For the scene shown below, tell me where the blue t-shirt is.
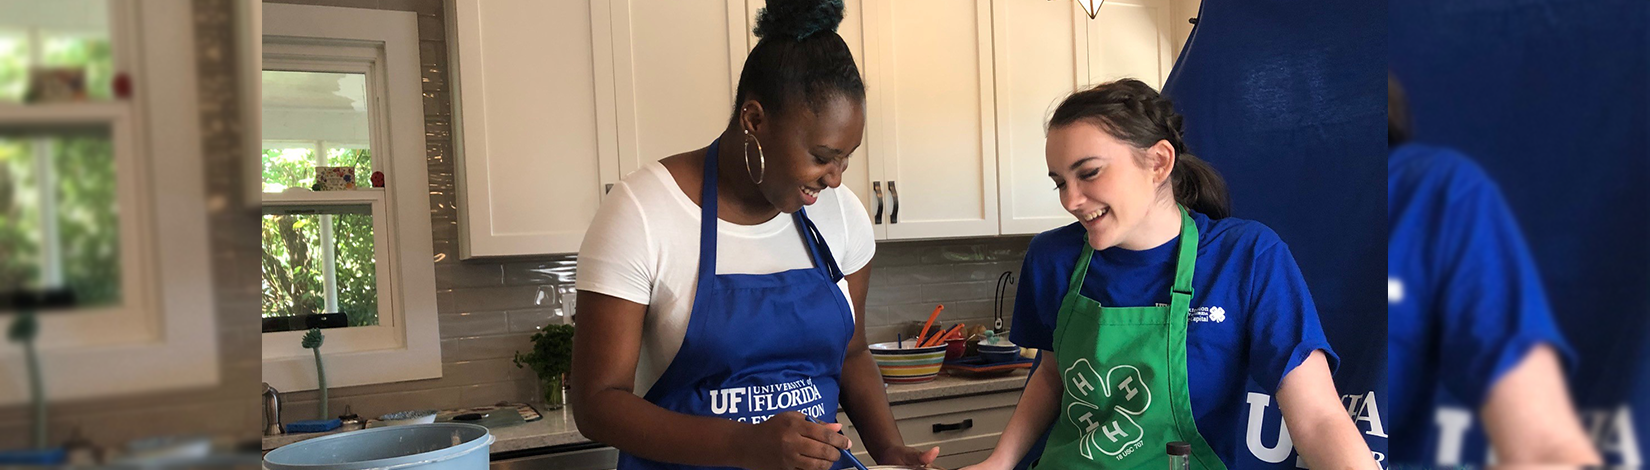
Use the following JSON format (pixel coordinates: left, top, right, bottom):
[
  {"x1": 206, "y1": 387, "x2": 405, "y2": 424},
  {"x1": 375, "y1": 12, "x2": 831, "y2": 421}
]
[
  {"x1": 1387, "y1": 143, "x2": 1574, "y2": 465},
  {"x1": 1010, "y1": 210, "x2": 1338, "y2": 468}
]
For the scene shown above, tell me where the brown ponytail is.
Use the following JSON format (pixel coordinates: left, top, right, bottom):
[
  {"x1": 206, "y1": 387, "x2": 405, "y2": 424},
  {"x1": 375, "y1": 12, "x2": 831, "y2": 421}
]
[
  {"x1": 1048, "y1": 79, "x2": 1232, "y2": 219},
  {"x1": 1388, "y1": 72, "x2": 1411, "y2": 146}
]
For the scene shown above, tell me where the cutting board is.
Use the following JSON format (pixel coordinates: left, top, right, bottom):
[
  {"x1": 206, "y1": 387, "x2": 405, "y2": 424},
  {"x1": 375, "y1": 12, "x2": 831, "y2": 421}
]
[{"x1": 434, "y1": 404, "x2": 532, "y2": 429}]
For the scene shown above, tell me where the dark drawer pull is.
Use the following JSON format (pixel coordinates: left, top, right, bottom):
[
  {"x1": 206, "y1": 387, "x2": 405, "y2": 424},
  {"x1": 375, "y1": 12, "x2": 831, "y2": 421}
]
[
  {"x1": 932, "y1": 419, "x2": 973, "y2": 433},
  {"x1": 872, "y1": 181, "x2": 884, "y2": 224},
  {"x1": 888, "y1": 180, "x2": 900, "y2": 224}
]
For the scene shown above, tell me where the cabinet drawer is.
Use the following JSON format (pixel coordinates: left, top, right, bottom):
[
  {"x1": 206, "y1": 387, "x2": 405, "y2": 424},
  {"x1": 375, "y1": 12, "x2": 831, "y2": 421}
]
[
  {"x1": 837, "y1": 391, "x2": 1021, "y2": 459},
  {"x1": 896, "y1": 402, "x2": 1014, "y2": 450}
]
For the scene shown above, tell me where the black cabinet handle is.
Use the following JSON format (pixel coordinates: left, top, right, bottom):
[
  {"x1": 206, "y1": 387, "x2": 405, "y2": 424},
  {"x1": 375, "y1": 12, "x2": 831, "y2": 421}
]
[
  {"x1": 889, "y1": 180, "x2": 900, "y2": 224},
  {"x1": 932, "y1": 419, "x2": 972, "y2": 433},
  {"x1": 1189, "y1": 17, "x2": 1198, "y2": 25},
  {"x1": 872, "y1": 181, "x2": 884, "y2": 224}
]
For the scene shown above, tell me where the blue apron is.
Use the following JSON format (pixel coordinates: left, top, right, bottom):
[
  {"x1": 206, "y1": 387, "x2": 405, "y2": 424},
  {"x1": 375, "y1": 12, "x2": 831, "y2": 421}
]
[{"x1": 615, "y1": 139, "x2": 856, "y2": 469}]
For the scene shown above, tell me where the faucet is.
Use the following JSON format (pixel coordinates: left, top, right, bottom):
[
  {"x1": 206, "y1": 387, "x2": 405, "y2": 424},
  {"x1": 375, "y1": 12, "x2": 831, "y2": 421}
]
[{"x1": 263, "y1": 382, "x2": 283, "y2": 436}]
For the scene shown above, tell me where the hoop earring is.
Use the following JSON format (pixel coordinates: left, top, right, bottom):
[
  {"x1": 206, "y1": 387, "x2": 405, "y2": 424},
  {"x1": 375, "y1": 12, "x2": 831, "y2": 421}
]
[{"x1": 743, "y1": 129, "x2": 765, "y2": 185}]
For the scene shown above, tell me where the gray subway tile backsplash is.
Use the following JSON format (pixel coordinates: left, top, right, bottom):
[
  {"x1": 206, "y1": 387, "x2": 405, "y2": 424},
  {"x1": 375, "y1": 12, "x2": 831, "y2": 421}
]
[
  {"x1": 437, "y1": 311, "x2": 511, "y2": 338},
  {"x1": 415, "y1": 10, "x2": 444, "y2": 38},
  {"x1": 503, "y1": 258, "x2": 580, "y2": 286},
  {"x1": 432, "y1": 263, "x2": 501, "y2": 288},
  {"x1": 433, "y1": 262, "x2": 505, "y2": 288},
  {"x1": 443, "y1": 285, "x2": 555, "y2": 313},
  {"x1": 867, "y1": 298, "x2": 1006, "y2": 330},
  {"x1": 442, "y1": 358, "x2": 531, "y2": 385},
  {"x1": 920, "y1": 280, "x2": 1003, "y2": 304},
  {"x1": 439, "y1": 333, "x2": 536, "y2": 363},
  {"x1": 864, "y1": 283, "x2": 925, "y2": 307},
  {"x1": 508, "y1": 308, "x2": 565, "y2": 333},
  {"x1": 872, "y1": 261, "x2": 1021, "y2": 286}
]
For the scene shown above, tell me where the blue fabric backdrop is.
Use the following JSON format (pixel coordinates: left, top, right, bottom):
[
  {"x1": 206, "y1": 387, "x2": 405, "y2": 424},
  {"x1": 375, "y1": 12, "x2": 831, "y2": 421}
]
[
  {"x1": 1159, "y1": 0, "x2": 1388, "y2": 466},
  {"x1": 1389, "y1": 0, "x2": 1648, "y2": 465}
]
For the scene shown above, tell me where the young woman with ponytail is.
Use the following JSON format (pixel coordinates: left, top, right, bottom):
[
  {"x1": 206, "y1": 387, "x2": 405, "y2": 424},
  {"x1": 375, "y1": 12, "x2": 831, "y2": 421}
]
[{"x1": 964, "y1": 79, "x2": 1374, "y2": 469}]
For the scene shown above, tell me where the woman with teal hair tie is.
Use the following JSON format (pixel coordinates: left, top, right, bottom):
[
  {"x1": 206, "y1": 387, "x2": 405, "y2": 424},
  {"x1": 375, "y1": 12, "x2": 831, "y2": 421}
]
[{"x1": 570, "y1": 1, "x2": 937, "y2": 469}]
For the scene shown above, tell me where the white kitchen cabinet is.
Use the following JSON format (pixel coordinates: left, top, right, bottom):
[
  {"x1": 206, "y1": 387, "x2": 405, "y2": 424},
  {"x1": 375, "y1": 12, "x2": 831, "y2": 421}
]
[
  {"x1": 449, "y1": 0, "x2": 746, "y2": 257},
  {"x1": 448, "y1": 0, "x2": 607, "y2": 257},
  {"x1": 994, "y1": 0, "x2": 1182, "y2": 236},
  {"x1": 596, "y1": 0, "x2": 747, "y2": 179},
  {"x1": 993, "y1": 0, "x2": 1092, "y2": 236},
  {"x1": 863, "y1": 0, "x2": 1000, "y2": 240}
]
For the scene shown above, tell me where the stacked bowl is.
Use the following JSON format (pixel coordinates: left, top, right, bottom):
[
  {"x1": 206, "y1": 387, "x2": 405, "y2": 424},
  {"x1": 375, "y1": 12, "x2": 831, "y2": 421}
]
[{"x1": 868, "y1": 340, "x2": 947, "y2": 384}]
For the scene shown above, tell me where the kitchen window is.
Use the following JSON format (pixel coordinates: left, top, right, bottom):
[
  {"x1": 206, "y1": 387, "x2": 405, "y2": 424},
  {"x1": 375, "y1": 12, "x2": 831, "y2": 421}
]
[
  {"x1": 260, "y1": 69, "x2": 384, "y2": 333},
  {"x1": 0, "y1": 0, "x2": 218, "y2": 405},
  {"x1": 0, "y1": 132, "x2": 121, "y2": 308},
  {"x1": 261, "y1": 3, "x2": 440, "y2": 391}
]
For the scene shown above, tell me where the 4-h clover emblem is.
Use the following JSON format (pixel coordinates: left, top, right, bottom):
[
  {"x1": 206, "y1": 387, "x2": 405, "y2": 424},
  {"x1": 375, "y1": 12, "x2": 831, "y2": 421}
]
[{"x1": 1063, "y1": 359, "x2": 1153, "y2": 460}]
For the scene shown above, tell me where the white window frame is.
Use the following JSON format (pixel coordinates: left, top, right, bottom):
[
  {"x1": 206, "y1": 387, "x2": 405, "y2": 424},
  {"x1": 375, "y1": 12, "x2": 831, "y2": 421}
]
[
  {"x1": 261, "y1": 3, "x2": 440, "y2": 391},
  {"x1": 238, "y1": 0, "x2": 261, "y2": 210},
  {"x1": 261, "y1": 61, "x2": 388, "y2": 325},
  {"x1": 0, "y1": 0, "x2": 218, "y2": 405},
  {"x1": 261, "y1": 195, "x2": 393, "y2": 333}
]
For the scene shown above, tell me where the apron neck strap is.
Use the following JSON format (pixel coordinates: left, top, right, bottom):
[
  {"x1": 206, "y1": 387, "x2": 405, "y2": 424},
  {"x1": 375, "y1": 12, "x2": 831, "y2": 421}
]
[
  {"x1": 1065, "y1": 205, "x2": 1200, "y2": 300},
  {"x1": 1170, "y1": 204, "x2": 1197, "y2": 299},
  {"x1": 699, "y1": 139, "x2": 722, "y2": 280},
  {"x1": 1066, "y1": 238, "x2": 1097, "y2": 295},
  {"x1": 796, "y1": 210, "x2": 845, "y2": 282}
]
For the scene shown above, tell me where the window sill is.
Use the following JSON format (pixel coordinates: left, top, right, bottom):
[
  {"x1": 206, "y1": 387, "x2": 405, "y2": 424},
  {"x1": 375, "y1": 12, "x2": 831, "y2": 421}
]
[{"x1": 262, "y1": 325, "x2": 442, "y2": 391}]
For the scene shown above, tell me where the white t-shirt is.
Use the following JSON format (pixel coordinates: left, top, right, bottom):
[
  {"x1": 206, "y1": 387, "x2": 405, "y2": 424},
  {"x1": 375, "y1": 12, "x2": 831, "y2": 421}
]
[{"x1": 575, "y1": 161, "x2": 876, "y2": 395}]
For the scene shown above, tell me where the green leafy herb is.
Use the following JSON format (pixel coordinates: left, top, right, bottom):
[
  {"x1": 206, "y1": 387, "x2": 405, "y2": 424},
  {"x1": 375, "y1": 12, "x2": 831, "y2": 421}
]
[{"x1": 515, "y1": 324, "x2": 575, "y2": 381}]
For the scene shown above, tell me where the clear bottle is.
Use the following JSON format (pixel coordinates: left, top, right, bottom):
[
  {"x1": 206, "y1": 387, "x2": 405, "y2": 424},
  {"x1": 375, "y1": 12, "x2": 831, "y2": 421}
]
[{"x1": 1167, "y1": 441, "x2": 1192, "y2": 470}]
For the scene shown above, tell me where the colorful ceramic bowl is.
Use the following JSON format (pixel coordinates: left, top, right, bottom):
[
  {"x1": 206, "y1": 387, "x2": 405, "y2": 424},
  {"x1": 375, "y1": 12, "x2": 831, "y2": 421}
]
[{"x1": 869, "y1": 340, "x2": 947, "y2": 384}]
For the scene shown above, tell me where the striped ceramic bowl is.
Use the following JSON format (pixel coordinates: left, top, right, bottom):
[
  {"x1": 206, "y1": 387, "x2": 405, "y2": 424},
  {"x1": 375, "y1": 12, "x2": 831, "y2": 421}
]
[{"x1": 869, "y1": 340, "x2": 948, "y2": 384}]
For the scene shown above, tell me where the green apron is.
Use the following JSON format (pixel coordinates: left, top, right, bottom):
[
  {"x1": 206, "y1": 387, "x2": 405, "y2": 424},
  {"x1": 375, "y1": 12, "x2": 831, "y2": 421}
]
[{"x1": 1035, "y1": 205, "x2": 1226, "y2": 469}]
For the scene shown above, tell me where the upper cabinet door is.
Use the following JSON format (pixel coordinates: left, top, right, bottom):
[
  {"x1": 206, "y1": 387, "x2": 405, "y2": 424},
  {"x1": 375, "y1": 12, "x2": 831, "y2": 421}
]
[
  {"x1": 596, "y1": 0, "x2": 746, "y2": 179},
  {"x1": 449, "y1": 0, "x2": 604, "y2": 257},
  {"x1": 865, "y1": 0, "x2": 1000, "y2": 240},
  {"x1": 1086, "y1": 0, "x2": 1177, "y2": 88},
  {"x1": 993, "y1": 0, "x2": 1090, "y2": 236},
  {"x1": 737, "y1": 0, "x2": 885, "y2": 240}
]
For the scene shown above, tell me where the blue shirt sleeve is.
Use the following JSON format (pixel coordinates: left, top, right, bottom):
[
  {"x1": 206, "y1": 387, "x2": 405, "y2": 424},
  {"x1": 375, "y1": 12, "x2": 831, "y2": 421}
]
[
  {"x1": 1010, "y1": 231, "x2": 1069, "y2": 352},
  {"x1": 1246, "y1": 238, "x2": 1340, "y2": 393},
  {"x1": 1431, "y1": 158, "x2": 1573, "y2": 408}
]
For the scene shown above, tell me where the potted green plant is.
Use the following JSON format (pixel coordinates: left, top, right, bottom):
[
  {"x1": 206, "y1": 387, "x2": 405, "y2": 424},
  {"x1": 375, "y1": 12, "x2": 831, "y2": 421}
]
[{"x1": 514, "y1": 324, "x2": 574, "y2": 410}]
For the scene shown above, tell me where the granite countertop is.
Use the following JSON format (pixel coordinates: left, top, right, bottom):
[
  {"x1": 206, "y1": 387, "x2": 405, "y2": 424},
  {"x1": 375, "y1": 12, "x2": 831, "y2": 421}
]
[{"x1": 262, "y1": 370, "x2": 1030, "y2": 454}]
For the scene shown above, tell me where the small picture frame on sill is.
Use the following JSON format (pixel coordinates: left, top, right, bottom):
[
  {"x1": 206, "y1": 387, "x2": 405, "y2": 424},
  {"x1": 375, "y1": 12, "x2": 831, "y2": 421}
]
[{"x1": 25, "y1": 68, "x2": 88, "y2": 104}]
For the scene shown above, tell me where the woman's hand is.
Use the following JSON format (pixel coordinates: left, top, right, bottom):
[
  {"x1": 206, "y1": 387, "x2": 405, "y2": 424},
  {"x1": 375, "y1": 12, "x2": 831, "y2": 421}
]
[
  {"x1": 875, "y1": 445, "x2": 941, "y2": 467},
  {"x1": 735, "y1": 412, "x2": 852, "y2": 470}
]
